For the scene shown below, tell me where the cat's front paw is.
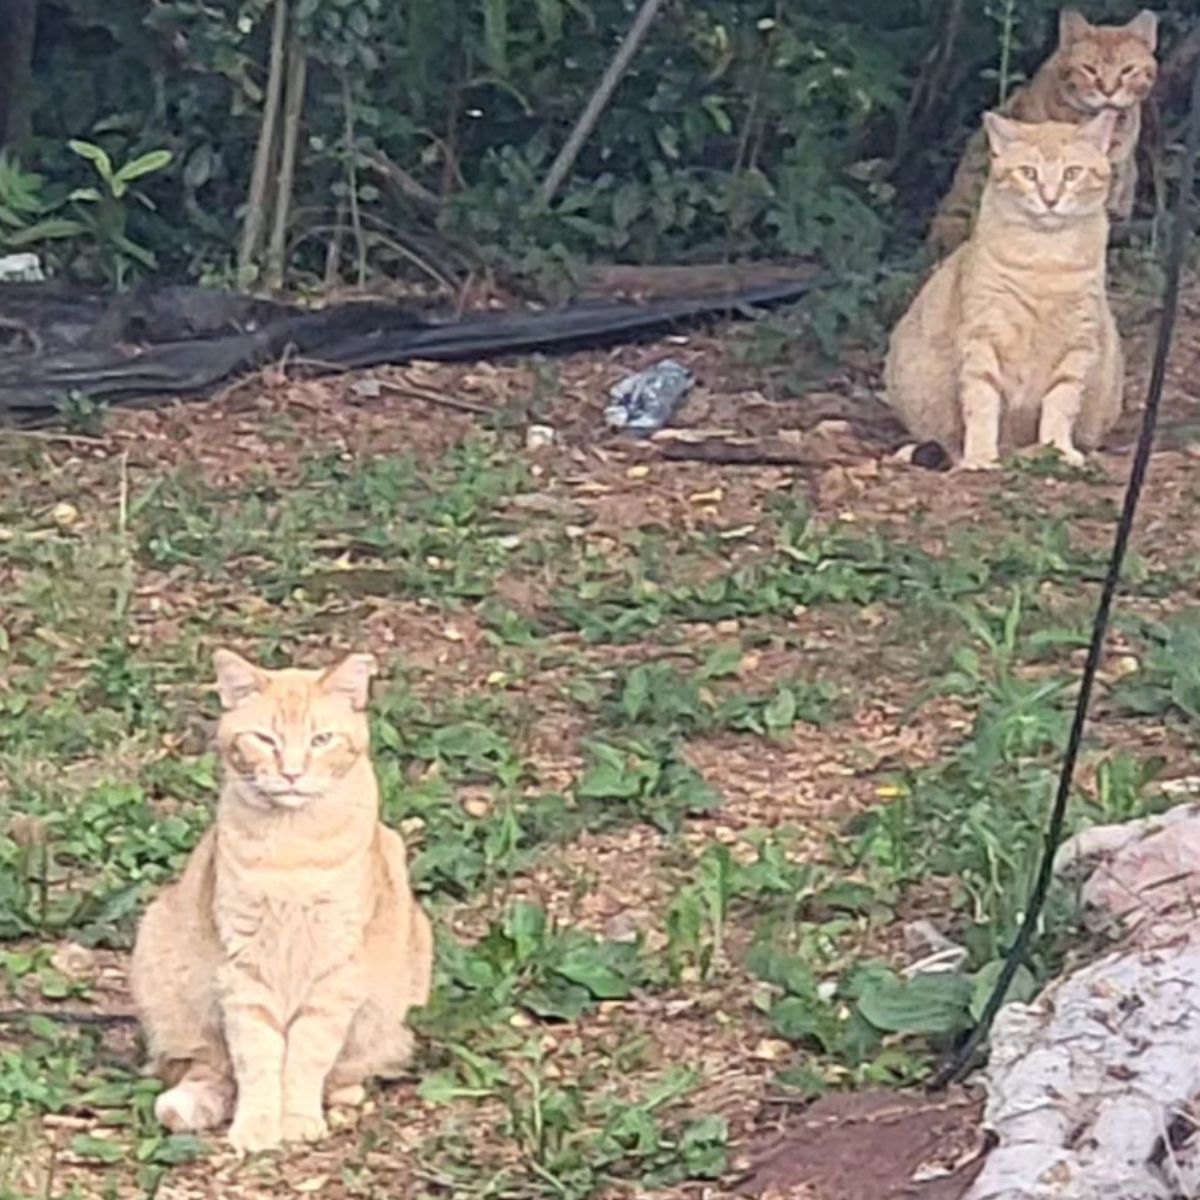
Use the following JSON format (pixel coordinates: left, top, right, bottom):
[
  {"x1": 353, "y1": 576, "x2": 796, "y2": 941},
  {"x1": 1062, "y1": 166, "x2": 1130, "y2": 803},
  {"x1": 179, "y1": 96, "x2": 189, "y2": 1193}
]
[
  {"x1": 282, "y1": 1111, "x2": 329, "y2": 1144},
  {"x1": 1051, "y1": 444, "x2": 1085, "y2": 467},
  {"x1": 228, "y1": 1111, "x2": 283, "y2": 1155},
  {"x1": 326, "y1": 1083, "x2": 366, "y2": 1109},
  {"x1": 954, "y1": 456, "x2": 1001, "y2": 473}
]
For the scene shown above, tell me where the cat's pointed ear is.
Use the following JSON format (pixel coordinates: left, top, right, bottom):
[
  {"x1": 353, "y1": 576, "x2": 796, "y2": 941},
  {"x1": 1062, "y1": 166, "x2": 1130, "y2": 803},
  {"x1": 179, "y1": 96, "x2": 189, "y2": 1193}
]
[
  {"x1": 1079, "y1": 108, "x2": 1119, "y2": 154},
  {"x1": 1059, "y1": 9, "x2": 1091, "y2": 45},
  {"x1": 214, "y1": 649, "x2": 267, "y2": 710},
  {"x1": 1126, "y1": 10, "x2": 1158, "y2": 50},
  {"x1": 983, "y1": 111, "x2": 1024, "y2": 154},
  {"x1": 320, "y1": 653, "x2": 379, "y2": 711}
]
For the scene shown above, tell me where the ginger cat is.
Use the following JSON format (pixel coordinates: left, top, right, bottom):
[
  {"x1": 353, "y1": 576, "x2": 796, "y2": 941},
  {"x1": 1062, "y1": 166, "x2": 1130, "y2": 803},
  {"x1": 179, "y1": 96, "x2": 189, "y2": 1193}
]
[
  {"x1": 131, "y1": 650, "x2": 432, "y2": 1155},
  {"x1": 885, "y1": 112, "x2": 1123, "y2": 470},
  {"x1": 929, "y1": 9, "x2": 1158, "y2": 256}
]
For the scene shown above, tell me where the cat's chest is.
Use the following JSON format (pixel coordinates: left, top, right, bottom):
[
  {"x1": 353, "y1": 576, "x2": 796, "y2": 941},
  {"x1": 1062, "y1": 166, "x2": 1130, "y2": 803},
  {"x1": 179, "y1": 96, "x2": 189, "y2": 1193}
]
[{"x1": 216, "y1": 873, "x2": 368, "y2": 985}]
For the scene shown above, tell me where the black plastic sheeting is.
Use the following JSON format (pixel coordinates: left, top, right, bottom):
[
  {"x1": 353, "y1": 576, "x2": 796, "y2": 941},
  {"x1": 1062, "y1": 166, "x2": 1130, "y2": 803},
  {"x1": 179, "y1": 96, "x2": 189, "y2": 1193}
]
[{"x1": 0, "y1": 275, "x2": 826, "y2": 425}]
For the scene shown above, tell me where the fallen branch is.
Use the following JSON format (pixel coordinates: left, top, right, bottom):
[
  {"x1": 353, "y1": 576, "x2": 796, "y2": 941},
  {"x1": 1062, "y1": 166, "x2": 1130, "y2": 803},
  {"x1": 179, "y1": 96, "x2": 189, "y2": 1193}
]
[
  {"x1": 650, "y1": 429, "x2": 861, "y2": 468},
  {"x1": 537, "y1": 0, "x2": 665, "y2": 205}
]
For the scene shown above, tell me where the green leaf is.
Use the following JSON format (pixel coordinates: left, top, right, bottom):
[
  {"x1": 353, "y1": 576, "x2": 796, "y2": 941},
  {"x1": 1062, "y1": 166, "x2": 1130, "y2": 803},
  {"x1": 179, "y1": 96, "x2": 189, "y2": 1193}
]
[
  {"x1": 503, "y1": 900, "x2": 546, "y2": 962},
  {"x1": 856, "y1": 971, "x2": 972, "y2": 1036},
  {"x1": 68, "y1": 140, "x2": 114, "y2": 185},
  {"x1": 699, "y1": 643, "x2": 742, "y2": 680},
  {"x1": 111, "y1": 232, "x2": 157, "y2": 269},
  {"x1": 553, "y1": 945, "x2": 634, "y2": 999},
  {"x1": 183, "y1": 144, "x2": 214, "y2": 190},
  {"x1": 149, "y1": 1134, "x2": 207, "y2": 1165},
  {"x1": 522, "y1": 978, "x2": 592, "y2": 1020},
  {"x1": 622, "y1": 666, "x2": 651, "y2": 721},
  {"x1": 69, "y1": 1134, "x2": 124, "y2": 1164},
  {"x1": 763, "y1": 686, "x2": 797, "y2": 733},
  {"x1": 38, "y1": 970, "x2": 71, "y2": 999},
  {"x1": 612, "y1": 181, "x2": 644, "y2": 232},
  {"x1": 68, "y1": 187, "x2": 102, "y2": 204},
  {"x1": 417, "y1": 1068, "x2": 495, "y2": 1104},
  {"x1": 968, "y1": 960, "x2": 1037, "y2": 1022},
  {"x1": 114, "y1": 149, "x2": 173, "y2": 186},
  {"x1": 576, "y1": 750, "x2": 642, "y2": 801},
  {"x1": 5, "y1": 218, "x2": 87, "y2": 245},
  {"x1": 745, "y1": 943, "x2": 818, "y2": 997}
]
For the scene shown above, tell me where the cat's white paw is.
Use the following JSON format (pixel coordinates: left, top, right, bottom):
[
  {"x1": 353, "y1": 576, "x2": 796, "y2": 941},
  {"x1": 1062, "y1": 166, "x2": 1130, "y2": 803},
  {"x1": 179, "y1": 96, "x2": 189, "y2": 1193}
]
[
  {"x1": 326, "y1": 1083, "x2": 366, "y2": 1108},
  {"x1": 228, "y1": 1111, "x2": 283, "y2": 1155},
  {"x1": 954, "y1": 456, "x2": 1001, "y2": 473},
  {"x1": 1050, "y1": 443, "x2": 1085, "y2": 467},
  {"x1": 155, "y1": 1082, "x2": 231, "y2": 1132},
  {"x1": 282, "y1": 1111, "x2": 329, "y2": 1143}
]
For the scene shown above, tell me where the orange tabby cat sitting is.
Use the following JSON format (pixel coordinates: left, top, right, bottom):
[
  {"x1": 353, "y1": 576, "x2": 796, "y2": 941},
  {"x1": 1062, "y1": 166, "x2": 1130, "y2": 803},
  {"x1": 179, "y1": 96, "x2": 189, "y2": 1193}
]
[
  {"x1": 885, "y1": 111, "x2": 1122, "y2": 471},
  {"x1": 131, "y1": 650, "x2": 432, "y2": 1155},
  {"x1": 929, "y1": 9, "x2": 1158, "y2": 256}
]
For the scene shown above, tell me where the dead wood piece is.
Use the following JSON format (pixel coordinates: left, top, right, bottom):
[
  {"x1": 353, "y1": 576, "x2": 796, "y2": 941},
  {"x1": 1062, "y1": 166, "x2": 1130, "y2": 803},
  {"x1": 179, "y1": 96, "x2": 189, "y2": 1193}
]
[
  {"x1": 580, "y1": 260, "x2": 820, "y2": 301},
  {"x1": 651, "y1": 429, "x2": 865, "y2": 468}
]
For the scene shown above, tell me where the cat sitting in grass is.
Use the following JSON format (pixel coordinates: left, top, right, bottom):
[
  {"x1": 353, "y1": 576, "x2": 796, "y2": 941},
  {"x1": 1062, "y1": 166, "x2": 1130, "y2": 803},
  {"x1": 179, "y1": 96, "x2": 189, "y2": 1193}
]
[{"x1": 131, "y1": 650, "x2": 432, "y2": 1155}]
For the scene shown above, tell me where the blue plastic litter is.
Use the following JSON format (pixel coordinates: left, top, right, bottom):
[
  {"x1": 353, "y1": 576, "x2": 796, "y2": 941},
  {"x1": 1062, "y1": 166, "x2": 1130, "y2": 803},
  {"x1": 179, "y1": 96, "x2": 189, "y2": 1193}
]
[{"x1": 604, "y1": 359, "x2": 695, "y2": 437}]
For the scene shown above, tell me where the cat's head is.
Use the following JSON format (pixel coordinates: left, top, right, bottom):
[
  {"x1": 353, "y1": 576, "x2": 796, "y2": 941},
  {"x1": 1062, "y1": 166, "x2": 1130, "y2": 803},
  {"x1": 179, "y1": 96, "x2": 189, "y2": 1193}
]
[
  {"x1": 983, "y1": 111, "x2": 1117, "y2": 224},
  {"x1": 212, "y1": 649, "x2": 378, "y2": 810},
  {"x1": 1056, "y1": 9, "x2": 1158, "y2": 113}
]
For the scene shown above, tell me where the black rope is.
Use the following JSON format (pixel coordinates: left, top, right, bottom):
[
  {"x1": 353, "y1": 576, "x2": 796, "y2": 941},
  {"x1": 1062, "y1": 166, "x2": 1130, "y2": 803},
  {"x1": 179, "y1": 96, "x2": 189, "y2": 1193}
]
[{"x1": 929, "y1": 59, "x2": 1200, "y2": 1091}]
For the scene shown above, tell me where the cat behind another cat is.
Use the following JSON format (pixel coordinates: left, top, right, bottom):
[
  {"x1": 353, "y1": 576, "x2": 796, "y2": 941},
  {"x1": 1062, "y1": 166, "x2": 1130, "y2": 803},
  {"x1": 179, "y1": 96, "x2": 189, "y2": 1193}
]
[
  {"x1": 131, "y1": 650, "x2": 432, "y2": 1154},
  {"x1": 885, "y1": 111, "x2": 1123, "y2": 470},
  {"x1": 929, "y1": 9, "x2": 1158, "y2": 256}
]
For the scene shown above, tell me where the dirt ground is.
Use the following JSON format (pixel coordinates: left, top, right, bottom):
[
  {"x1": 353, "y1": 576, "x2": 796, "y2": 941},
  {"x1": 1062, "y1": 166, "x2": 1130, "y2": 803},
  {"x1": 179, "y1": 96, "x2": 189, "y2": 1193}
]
[{"x1": 4, "y1": 272, "x2": 1200, "y2": 1200}]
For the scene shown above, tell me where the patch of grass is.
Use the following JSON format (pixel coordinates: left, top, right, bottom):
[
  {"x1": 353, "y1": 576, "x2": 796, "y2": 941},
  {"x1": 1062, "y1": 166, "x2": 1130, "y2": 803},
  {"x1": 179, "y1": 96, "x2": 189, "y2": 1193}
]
[
  {"x1": 596, "y1": 646, "x2": 844, "y2": 740},
  {"x1": 135, "y1": 437, "x2": 532, "y2": 602},
  {"x1": 3, "y1": 422, "x2": 1195, "y2": 1197},
  {"x1": 1109, "y1": 608, "x2": 1200, "y2": 725}
]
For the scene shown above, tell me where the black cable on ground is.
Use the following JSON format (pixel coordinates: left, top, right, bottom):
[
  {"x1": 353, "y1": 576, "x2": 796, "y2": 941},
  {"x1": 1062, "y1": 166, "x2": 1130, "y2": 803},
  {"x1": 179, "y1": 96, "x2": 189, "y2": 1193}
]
[{"x1": 929, "y1": 56, "x2": 1200, "y2": 1092}]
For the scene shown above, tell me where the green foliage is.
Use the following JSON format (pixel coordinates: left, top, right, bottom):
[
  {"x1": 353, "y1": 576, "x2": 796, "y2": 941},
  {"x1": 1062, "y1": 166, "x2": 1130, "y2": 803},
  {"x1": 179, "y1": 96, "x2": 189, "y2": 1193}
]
[
  {"x1": 16, "y1": 0, "x2": 1192, "y2": 295},
  {"x1": 64, "y1": 139, "x2": 173, "y2": 288},
  {"x1": 1110, "y1": 610, "x2": 1200, "y2": 722},
  {"x1": 0, "y1": 155, "x2": 81, "y2": 251},
  {"x1": 606, "y1": 651, "x2": 842, "y2": 739},
  {"x1": 426, "y1": 900, "x2": 651, "y2": 1028},
  {"x1": 574, "y1": 736, "x2": 720, "y2": 833}
]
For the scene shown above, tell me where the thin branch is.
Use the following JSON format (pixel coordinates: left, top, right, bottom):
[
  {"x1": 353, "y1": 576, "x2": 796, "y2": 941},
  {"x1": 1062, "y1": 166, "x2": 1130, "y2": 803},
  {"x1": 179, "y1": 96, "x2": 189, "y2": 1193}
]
[
  {"x1": 363, "y1": 151, "x2": 441, "y2": 211},
  {"x1": 537, "y1": 0, "x2": 666, "y2": 205},
  {"x1": 266, "y1": 29, "x2": 309, "y2": 292},
  {"x1": 238, "y1": 0, "x2": 289, "y2": 276},
  {"x1": 340, "y1": 73, "x2": 368, "y2": 287}
]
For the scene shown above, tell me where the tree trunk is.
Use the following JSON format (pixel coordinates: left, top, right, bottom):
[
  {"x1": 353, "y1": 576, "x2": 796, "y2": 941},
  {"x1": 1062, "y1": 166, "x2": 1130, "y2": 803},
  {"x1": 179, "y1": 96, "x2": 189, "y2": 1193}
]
[{"x1": 0, "y1": 0, "x2": 39, "y2": 150}]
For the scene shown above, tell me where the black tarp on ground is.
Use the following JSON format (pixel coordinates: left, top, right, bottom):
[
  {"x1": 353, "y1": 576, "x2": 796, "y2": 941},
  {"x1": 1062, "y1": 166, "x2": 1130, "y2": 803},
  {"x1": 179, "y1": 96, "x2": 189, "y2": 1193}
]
[{"x1": 0, "y1": 275, "x2": 826, "y2": 425}]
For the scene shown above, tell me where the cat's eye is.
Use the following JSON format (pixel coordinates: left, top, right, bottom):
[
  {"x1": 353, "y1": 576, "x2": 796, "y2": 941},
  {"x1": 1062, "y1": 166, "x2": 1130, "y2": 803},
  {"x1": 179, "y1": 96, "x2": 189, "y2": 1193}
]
[
  {"x1": 1019, "y1": 166, "x2": 1038, "y2": 181},
  {"x1": 251, "y1": 731, "x2": 279, "y2": 749},
  {"x1": 310, "y1": 732, "x2": 335, "y2": 748},
  {"x1": 1064, "y1": 167, "x2": 1083, "y2": 182}
]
